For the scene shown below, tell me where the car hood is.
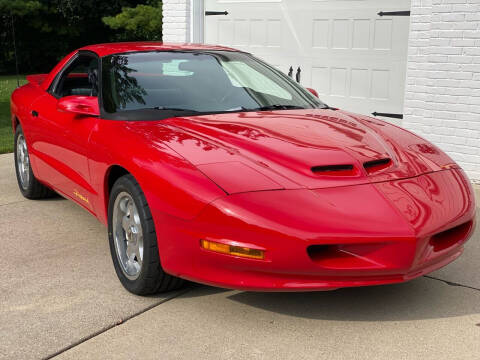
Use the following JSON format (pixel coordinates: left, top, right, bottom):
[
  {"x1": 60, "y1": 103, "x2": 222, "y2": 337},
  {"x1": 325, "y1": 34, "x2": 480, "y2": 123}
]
[{"x1": 136, "y1": 109, "x2": 457, "y2": 192}]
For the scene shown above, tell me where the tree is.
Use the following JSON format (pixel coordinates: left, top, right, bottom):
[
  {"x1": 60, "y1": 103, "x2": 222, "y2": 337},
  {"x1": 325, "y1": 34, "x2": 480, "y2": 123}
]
[
  {"x1": 0, "y1": 0, "x2": 42, "y2": 16},
  {"x1": 102, "y1": 1, "x2": 162, "y2": 41},
  {"x1": 0, "y1": 0, "x2": 156, "y2": 74}
]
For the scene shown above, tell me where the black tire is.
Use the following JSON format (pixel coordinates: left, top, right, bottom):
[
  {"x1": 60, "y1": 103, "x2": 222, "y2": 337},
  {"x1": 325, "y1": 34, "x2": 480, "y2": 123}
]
[
  {"x1": 108, "y1": 174, "x2": 184, "y2": 295},
  {"x1": 14, "y1": 125, "x2": 55, "y2": 199}
]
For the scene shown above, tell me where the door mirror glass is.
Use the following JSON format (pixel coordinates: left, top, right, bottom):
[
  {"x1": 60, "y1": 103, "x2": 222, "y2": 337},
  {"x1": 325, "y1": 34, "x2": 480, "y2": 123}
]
[
  {"x1": 57, "y1": 96, "x2": 99, "y2": 116},
  {"x1": 306, "y1": 88, "x2": 319, "y2": 98}
]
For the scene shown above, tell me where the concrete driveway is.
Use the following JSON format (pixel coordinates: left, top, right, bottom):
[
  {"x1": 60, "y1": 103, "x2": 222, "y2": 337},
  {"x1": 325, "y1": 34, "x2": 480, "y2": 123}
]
[{"x1": 0, "y1": 152, "x2": 479, "y2": 360}]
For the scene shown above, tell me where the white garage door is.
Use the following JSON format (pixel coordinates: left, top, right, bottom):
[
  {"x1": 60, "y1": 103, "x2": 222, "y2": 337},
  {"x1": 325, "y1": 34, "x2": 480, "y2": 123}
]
[{"x1": 204, "y1": 0, "x2": 411, "y2": 122}]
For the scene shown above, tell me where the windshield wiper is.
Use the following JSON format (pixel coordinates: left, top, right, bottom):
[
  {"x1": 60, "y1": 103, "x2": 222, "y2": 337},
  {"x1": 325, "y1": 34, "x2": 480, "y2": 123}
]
[
  {"x1": 150, "y1": 106, "x2": 201, "y2": 112},
  {"x1": 251, "y1": 105, "x2": 307, "y2": 111},
  {"x1": 152, "y1": 106, "x2": 254, "y2": 114}
]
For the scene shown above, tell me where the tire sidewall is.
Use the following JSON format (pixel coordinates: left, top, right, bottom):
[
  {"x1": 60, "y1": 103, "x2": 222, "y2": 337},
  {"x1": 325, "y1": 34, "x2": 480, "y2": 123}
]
[
  {"x1": 108, "y1": 175, "x2": 158, "y2": 294},
  {"x1": 14, "y1": 125, "x2": 32, "y2": 197}
]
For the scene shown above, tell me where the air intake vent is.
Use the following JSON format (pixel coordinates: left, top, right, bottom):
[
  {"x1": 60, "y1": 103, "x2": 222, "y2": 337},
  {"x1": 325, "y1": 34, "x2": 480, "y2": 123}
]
[
  {"x1": 430, "y1": 220, "x2": 473, "y2": 252},
  {"x1": 363, "y1": 158, "x2": 392, "y2": 174},
  {"x1": 311, "y1": 164, "x2": 355, "y2": 176}
]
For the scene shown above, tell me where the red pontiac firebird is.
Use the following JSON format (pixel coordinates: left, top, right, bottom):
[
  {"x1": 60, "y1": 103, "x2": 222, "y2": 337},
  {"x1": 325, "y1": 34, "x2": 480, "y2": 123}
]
[{"x1": 11, "y1": 42, "x2": 476, "y2": 295}]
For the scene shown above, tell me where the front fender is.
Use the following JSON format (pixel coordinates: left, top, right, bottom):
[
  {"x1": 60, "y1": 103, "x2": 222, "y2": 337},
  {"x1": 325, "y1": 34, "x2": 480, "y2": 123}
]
[{"x1": 88, "y1": 121, "x2": 226, "y2": 225}]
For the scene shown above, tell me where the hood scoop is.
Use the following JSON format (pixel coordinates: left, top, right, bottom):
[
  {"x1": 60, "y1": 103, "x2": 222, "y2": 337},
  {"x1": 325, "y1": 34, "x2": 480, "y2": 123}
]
[
  {"x1": 161, "y1": 109, "x2": 442, "y2": 190},
  {"x1": 311, "y1": 158, "x2": 392, "y2": 177},
  {"x1": 363, "y1": 158, "x2": 392, "y2": 174},
  {"x1": 311, "y1": 164, "x2": 355, "y2": 176}
]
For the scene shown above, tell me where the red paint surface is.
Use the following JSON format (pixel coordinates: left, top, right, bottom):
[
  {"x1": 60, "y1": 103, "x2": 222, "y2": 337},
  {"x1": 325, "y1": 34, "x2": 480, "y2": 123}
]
[{"x1": 10, "y1": 43, "x2": 476, "y2": 291}]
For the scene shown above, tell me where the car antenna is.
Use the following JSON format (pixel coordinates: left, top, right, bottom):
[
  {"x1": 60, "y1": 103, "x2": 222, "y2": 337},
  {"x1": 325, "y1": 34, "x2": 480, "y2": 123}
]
[{"x1": 11, "y1": 14, "x2": 20, "y2": 88}]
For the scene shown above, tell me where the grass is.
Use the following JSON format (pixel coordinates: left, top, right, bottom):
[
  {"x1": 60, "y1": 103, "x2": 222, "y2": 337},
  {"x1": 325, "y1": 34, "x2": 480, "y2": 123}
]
[{"x1": 0, "y1": 75, "x2": 27, "y2": 154}]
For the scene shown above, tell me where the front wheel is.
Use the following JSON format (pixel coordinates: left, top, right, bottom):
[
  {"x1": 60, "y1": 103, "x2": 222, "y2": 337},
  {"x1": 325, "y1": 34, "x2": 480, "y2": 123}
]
[
  {"x1": 108, "y1": 174, "x2": 184, "y2": 295},
  {"x1": 14, "y1": 125, "x2": 55, "y2": 199}
]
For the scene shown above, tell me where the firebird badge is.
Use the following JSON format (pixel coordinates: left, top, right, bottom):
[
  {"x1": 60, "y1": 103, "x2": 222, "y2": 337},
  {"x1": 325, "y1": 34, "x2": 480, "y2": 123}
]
[{"x1": 73, "y1": 189, "x2": 89, "y2": 204}]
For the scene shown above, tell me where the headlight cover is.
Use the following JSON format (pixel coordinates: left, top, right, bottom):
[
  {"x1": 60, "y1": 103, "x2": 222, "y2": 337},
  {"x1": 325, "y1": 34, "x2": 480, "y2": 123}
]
[{"x1": 197, "y1": 161, "x2": 284, "y2": 194}]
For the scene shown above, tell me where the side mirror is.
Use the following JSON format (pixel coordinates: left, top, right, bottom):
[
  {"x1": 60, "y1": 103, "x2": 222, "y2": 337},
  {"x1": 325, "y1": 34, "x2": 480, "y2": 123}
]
[
  {"x1": 306, "y1": 88, "x2": 319, "y2": 98},
  {"x1": 57, "y1": 96, "x2": 99, "y2": 117}
]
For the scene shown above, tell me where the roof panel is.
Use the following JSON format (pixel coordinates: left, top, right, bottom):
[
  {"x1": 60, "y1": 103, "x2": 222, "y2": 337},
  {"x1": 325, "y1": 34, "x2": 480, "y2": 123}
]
[{"x1": 79, "y1": 42, "x2": 239, "y2": 57}]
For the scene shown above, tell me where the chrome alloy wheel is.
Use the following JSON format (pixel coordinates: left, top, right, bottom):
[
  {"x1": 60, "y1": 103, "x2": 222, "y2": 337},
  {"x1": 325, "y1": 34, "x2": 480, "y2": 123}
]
[
  {"x1": 16, "y1": 134, "x2": 30, "y2": 189},
  {"x1": 112, "y1": 192, "x2": 144, "y2": 280}
]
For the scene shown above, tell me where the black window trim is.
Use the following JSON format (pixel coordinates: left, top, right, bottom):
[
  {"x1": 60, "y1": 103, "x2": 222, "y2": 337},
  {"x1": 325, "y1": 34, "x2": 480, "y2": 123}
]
[{"x1": 48, "y1": 50, "x2": 101, "y2": 99}]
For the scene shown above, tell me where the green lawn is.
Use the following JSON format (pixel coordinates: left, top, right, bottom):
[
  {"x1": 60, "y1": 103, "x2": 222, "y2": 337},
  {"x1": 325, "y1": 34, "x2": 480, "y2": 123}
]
[{"x1": 0, "y1": 75, "x2": 27, "y2": 154}]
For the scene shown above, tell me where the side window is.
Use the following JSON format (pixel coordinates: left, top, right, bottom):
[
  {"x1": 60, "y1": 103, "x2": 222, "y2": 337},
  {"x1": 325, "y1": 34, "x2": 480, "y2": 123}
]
[{"x1": 53, "y1": 55, "x2": 99, "y2": 98}]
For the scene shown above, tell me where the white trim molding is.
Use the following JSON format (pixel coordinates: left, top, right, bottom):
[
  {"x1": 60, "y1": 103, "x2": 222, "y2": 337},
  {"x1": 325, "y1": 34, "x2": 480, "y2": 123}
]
[{"x1": 190, "y1": 0, "x2": 205, "y2": 43}]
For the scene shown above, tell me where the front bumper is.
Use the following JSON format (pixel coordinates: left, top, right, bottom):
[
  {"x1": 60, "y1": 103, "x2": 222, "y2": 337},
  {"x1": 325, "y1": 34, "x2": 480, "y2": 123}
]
[{"x1": 156, "y1": 169, "x2": 476, "y2": 291}]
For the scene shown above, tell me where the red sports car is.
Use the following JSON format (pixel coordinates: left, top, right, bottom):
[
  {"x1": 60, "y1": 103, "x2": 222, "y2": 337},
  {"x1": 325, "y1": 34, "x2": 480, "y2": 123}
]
[{"x1": 11, "y1": 42, "x2": 476, "y2": 294}]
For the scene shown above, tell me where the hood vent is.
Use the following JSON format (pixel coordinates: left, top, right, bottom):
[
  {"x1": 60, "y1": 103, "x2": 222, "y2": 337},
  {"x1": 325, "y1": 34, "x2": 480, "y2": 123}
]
[
  {"x1": 364, "y1": 158, "x2": 392, "y2": 174},
  {"x1": 311, "y1": 164, "x2": 355, "y2": 176}
]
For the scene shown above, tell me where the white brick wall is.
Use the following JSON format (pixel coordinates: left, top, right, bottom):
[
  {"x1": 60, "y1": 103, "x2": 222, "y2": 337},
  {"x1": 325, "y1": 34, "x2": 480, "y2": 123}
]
[
  {"x1": 162, "y1": 0, "x2": 191, "y2": 43},
  {"x1": 404, "y1": 0, "x2": 480, "y2": 182}
]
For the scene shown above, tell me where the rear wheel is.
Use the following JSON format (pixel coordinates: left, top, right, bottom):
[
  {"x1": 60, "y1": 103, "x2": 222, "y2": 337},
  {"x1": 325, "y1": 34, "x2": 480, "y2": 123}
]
[
  {"x1": 108, "y1": 174, "x2": 184, "y2": 295},
  {"x1": 14, "y1": 125, "x2": 55, "y2": 199}
]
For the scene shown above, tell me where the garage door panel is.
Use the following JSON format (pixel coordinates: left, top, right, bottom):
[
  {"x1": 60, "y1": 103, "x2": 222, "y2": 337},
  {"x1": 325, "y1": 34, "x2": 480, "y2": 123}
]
[
  {"x1": 305, "y1": 58, "x2": 406, "y2": 121},
  {"x1": 206, "y1": 5, "x2": 297, "y2": 49},
  {"x1": 205, "y1": 0, "x2": 411, "y2": 118},
  {"x1": 206, "y1": 6, "x2": 300, "y2": 74},
  {"x1": 305, "y1": 12, "x2": 410, "y2": 58},
  {"x1": 216, "y1": 18, "x2": 285, "y2": 49}
]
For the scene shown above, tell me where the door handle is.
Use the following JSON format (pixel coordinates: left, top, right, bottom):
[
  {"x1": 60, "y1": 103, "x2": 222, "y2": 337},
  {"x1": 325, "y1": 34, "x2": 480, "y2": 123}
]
[{"x1": 31, "y1": 110, "x2": 39, "y2": 117}]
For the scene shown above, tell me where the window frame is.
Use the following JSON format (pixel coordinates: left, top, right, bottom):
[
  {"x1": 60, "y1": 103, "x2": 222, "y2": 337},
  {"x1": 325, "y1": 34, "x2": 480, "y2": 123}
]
[{"x1": 48, "y1": 50, "x2": 100, "y2": 99}]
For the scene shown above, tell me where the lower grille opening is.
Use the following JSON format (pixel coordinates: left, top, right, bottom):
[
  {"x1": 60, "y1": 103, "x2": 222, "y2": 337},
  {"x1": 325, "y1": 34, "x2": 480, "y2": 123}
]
[
  {"x1": 307, "y1": 245, "x2": 341, "y2": 262},
  {"x1": 430, "y1": 220, "x2": 474, "y2": 252},
  {"x1": 306, "y1": 243, "x2": 391, "y2": 270}
]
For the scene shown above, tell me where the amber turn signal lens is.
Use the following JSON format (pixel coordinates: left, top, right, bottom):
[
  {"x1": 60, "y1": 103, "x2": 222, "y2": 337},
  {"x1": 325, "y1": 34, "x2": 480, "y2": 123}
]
[{"x1": 200, "y1": 239, "x2": 265, "y2": 260}]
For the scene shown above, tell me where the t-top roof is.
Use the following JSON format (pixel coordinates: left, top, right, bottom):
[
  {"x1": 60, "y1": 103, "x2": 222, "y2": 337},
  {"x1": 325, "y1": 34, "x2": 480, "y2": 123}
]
[{"x1": 79, "y1": 42, "x2": 239, "y2": 57}]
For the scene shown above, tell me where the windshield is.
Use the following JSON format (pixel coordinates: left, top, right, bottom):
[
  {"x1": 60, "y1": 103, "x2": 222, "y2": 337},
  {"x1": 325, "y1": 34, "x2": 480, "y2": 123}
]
[{"x1": 101, "y1": 51, "x2": 326, "y2": 120}]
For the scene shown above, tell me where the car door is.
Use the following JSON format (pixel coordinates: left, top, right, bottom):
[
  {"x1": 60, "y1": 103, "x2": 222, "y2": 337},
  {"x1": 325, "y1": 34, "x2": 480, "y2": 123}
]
[{"x1": 28, "y1": 53, "x2": 100, "y2": 212}]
